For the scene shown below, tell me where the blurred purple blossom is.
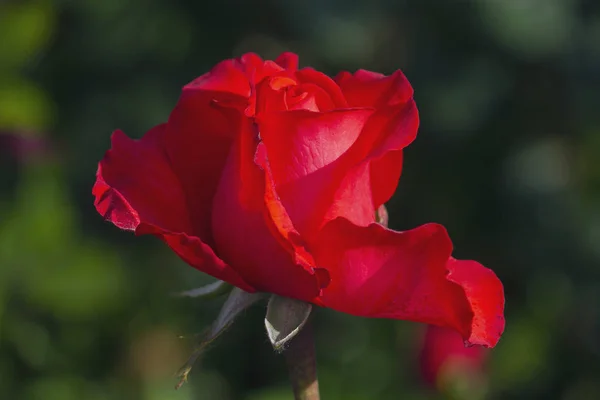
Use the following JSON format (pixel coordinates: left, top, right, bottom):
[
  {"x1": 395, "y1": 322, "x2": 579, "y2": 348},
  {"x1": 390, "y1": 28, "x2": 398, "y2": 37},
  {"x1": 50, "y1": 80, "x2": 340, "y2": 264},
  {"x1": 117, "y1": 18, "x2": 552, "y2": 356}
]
[{"x1": 0, "y1": 130, "x2": 53, "y2": 164}]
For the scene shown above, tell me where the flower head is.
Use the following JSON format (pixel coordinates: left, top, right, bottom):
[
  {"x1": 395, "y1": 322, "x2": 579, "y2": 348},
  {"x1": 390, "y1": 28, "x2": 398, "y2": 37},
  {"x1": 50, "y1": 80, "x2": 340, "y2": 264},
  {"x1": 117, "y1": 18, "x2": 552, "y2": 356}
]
[{"x1": 93, "y1": 52, "x2": 505, "y2": 347}]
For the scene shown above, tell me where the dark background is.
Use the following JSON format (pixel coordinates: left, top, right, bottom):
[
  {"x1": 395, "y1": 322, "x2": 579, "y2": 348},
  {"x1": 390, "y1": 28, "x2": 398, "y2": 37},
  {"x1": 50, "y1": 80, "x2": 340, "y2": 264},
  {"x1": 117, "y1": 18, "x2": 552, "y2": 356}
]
[{"x1": 1, "y1": 0, "x2": 600, "y2": 399}]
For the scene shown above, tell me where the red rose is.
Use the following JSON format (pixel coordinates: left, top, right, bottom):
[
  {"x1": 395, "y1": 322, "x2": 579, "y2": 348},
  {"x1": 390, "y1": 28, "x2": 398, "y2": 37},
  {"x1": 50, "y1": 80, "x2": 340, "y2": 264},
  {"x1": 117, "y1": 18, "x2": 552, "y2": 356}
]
[{"x1": 93, "y1": 52, "x2": 505, "y2": 347}]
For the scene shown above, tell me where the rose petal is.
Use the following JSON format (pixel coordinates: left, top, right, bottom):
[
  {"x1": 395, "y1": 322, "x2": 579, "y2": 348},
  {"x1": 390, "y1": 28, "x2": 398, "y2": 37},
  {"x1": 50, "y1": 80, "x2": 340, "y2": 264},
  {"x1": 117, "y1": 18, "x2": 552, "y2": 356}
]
[
  {"x1": 255, "y1": 142, "x2": 330, "y2": 290},
  {"x1": 93, "y1": 125, "x2": 254, "y2": 291},
  {"x1": 363, "y1": 100, "x2": 417, "y2": 208},
  {"x1": 258, "y1": 109, "x2": 373, "y2": 184},
  {"x1": 165, "y1": 51, "x2": 283, "y2": 243},
  {"x1": 296, "y1": 68, "x2": 348, "y2": 109},
  {"x1": 323, "y1": 161, "x2": 375, "y2": 227},
  {"x1": 291, "y1": 83, "x2": 335, "y2": 111},
  {"x1": 294, "y1": 101, "x2": 416, "y2": 229},
  {"x1": 334, "y1": 69, "x2": 419, "y2": 207},
  {"x1": 254, "y1": 63, "x2": 416, "y2": 235},
  {"x1": 183, "y1": 53, "x2": 283, "y2": 98},
  {"x1": 211, "y1": 121, "x2": 322, "y2": 301},
  {"x1": 328, "y1": 92, "x2": 418, "y2": 216},
  {"x1": 94, "y1": 126, "x2": 190, "y2": 233},
  {"x1": 166, "y1": 93, "x2": 242, "y2": 243},
  {"x1": 369, "y1": 149, "x2": 404, "y2": 209},
  {"x1": 240, "y1": 53, "x2": 284, "y2": 84},
  {"x1": 185, "y1": 59, "x2": 252, "y2": 98},
  {"x1": 275, "y1": 52, "x2": 299, "y2": 71},
  {"x1": 335, "y1": 69, "x2": 413, "y2": 108},
  {"x1": 254, "y1": 73, "x2": 302, "y2": 114},
  {"x1": 256, "y1": 109, "x2": 374, "y2": 236},
  {"x1": 445, "y1": 258, "x2": 505, "y2": 347},
  {"x1": 312, "y1": 217, "x2": 505, "y2": 348}
]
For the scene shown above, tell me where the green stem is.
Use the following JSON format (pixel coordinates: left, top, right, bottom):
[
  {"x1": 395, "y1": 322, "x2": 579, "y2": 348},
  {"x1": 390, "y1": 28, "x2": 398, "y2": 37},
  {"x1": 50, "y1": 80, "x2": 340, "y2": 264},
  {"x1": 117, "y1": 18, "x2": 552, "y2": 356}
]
[{"x1": 284, "y1": 317, "x2": 320, "y2": 400}]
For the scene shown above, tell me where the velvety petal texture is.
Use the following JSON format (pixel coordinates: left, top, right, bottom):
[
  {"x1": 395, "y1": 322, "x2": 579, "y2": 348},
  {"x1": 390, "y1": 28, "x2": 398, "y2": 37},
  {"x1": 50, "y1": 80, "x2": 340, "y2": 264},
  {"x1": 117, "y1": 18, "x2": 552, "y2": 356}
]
[
  {"x1": 257, "y1": 108, "x2": 375, "y2": 235},
  {"x1": 93, "y1": 125, "x2": 253, "y2": 292},
  {"x1": 93, "y1": 52, "x2": 505, "y2": 348},
  {"x1": 311, "y1": 218, "x2": 504, "y2": 347},
  {"x1": 210, "y1": 120, "x2": 324, "y2": 301}
]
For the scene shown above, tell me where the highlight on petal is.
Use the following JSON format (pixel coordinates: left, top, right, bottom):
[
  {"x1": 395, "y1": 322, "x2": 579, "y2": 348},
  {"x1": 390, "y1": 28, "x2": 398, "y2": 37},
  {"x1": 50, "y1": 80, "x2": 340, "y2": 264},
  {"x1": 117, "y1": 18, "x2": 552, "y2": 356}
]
[
  {"x1": 93, "y1": 125, "x2": 254, "y2": 292},
  {"x1": 258, "y1": 109, "x2": 374, "y2": 185},
  {"x1": 323, "y1": 161, "x2": 375, "y2": 228},
  {"x1": 316, "y1": 100, "x2": 417, "y2": 229},
  {"x1": 331, "y1": 69, "x2": 419, "y2": 210},
  {"x1": 256, "y1": 108, "x2": 374, "y2": 236},
  {"x1": 446, "y1": 258, "x2": 506, "y2": 347},
  {"x1": 311, "y1": 217, "x2": 505, "y2": 348}
]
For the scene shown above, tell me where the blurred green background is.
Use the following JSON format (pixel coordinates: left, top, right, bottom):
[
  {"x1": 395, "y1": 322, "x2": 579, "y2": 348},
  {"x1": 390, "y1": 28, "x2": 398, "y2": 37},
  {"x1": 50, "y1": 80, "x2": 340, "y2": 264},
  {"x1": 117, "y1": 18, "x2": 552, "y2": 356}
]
[{"x1": 1, "y1": 0, "x2": 600, "y2": 399}]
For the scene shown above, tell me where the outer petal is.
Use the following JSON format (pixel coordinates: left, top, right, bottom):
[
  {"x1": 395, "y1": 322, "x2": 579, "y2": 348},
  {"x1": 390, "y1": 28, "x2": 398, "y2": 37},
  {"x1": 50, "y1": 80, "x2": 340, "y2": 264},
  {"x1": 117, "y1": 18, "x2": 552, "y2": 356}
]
[
  {"x1": 335, "y1": 69, "x2": 413, "y2": 108},
  {"x1": 445, "y1": 258, "x2": 505, "y2": 347},
  {"x1": 294, "y1": 100, "x2": 417, "y2": 230},
  {"x1": 290, "y1": 74, "x2": 418, "y2": 231},
  {"x1": 211, "y1": 120, "x2": 322, "y2": 301},
  {"x1": 165, "y1": 92, "x2": 240, "y2": 243},
  {"x1": 311, "y1": 217, "x2": 505, "y2": 347},
  {"x1": 163, "y1": 52, "x2": 287, "y2": 244},
  {"x1": 164, "y1": 59, "x2": 257, "y2": 244},
  {"x1": 93, "y1": 125, "x2": 254, "y2": 292},
  {"x1": 254, "y1": 142, "x2": 331, "y2": 291},
  {"x1": 94, "y1": 126, "x2": 190, "y2": 233},
  {"x1": 369, "y1": 149, "x2": 404, "y2": 209},
  {"x1": 333, "y1": 69, "x2": 419, "y2": 210},
  {"x1": 321, "y1": 101, "x2": 414, "y2": 228},
  {"x1": 184, "y1": 59, "x2": 252, "y2": 98},
  {"x1": 364, "y1": 100, "x2": 418, "y2": 208},
  {"x1": 275, "y1": 52, "x2": 299, "y2": 71},
  {"x1": 256, "y1": 109, "x2": 375, "y2": 236}
]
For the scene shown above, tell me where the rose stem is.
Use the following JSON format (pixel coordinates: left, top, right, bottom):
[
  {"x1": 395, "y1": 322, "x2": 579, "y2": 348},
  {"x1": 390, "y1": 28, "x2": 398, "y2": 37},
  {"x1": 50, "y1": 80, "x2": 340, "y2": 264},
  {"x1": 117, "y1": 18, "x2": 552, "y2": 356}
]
[{"x1": 284, "y1": 316, "x2": 320, "y2": 400}]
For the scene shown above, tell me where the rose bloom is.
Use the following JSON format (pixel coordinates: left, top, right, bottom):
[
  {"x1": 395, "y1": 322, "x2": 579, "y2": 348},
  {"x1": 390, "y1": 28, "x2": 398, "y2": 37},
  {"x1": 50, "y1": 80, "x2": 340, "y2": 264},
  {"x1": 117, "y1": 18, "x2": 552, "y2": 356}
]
[{"x1": 93, "y1": 52, "x2": 505, "y2": 347}]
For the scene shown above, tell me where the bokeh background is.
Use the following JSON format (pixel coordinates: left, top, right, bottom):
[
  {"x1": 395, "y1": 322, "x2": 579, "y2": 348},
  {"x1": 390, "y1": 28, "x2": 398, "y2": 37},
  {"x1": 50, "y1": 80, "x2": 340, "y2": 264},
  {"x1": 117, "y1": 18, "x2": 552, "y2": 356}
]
[{"x1": 1, "y1": 0, "x2": 600, "y2": 399}]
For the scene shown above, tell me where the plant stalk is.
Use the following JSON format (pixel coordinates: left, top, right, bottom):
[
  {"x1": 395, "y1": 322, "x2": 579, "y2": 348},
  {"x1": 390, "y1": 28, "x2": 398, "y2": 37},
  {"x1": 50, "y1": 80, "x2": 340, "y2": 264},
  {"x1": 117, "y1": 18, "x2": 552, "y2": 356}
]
[{"x1": 284, "y1": 317, "x2": 320, "y2": 400}]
